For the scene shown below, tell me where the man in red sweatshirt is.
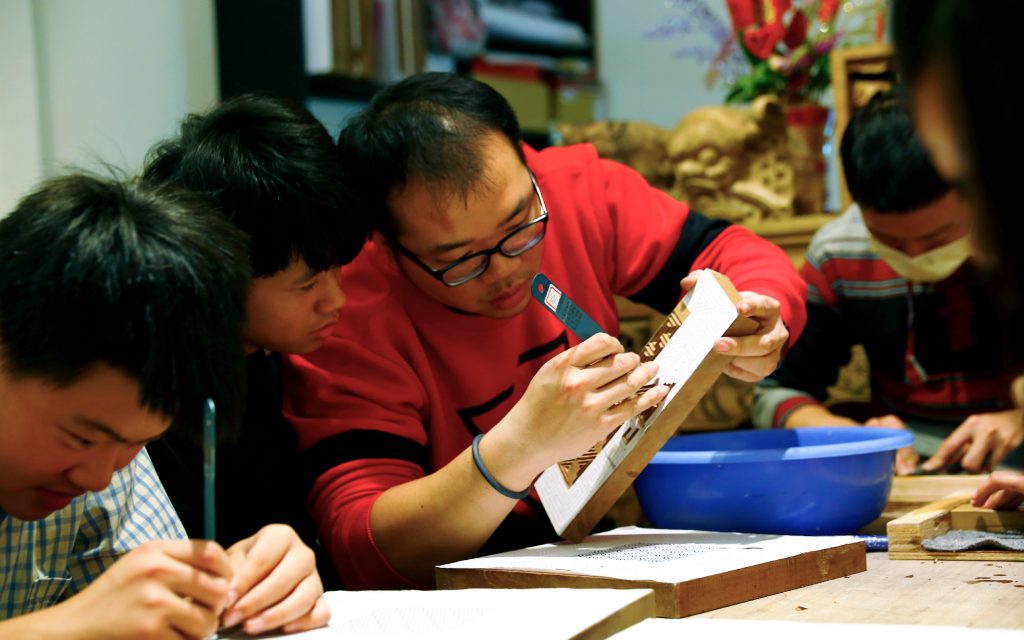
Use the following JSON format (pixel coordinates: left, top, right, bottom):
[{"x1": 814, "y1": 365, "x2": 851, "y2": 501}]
[{"x1": 285, "y1": 72, "x2": 807, "y2": 589}]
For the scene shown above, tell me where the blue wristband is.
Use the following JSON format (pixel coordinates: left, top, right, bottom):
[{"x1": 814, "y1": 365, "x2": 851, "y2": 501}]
[{"x1": 471, "y1": 434, "x2": 531, "y2": 500}]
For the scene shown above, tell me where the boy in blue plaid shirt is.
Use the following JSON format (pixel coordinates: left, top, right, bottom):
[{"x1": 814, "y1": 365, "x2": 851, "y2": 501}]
[{"x1": 0, "y1": 175, "x2": 328, "y2": 637}]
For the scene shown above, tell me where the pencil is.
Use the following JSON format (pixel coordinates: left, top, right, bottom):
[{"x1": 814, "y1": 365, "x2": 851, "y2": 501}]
[{"x1": 202, "y1": 398, "x2": 217, "y2": 540}]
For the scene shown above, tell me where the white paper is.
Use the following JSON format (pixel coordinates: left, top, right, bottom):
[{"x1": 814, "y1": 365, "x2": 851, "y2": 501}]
[
  {"x1": 536, "y1": 271, "x2": 740, "y2": 535},
  {"x1": 214, "y1": 588, "x2": 653, "y2": 640},
  {"x1": 611, "y1": 618, "x2": 1023, "y2": 640},
  {"x1": 439, "y1": 526, "x2": 861, "y2": 584}
]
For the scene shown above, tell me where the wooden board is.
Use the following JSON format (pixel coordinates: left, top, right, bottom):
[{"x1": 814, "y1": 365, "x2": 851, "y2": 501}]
[
  {"x1": 888, "y1": 492, "x2": 1024, "y2": 561},
  {"x1": 858, "y1": 474, "x2": 989, "y2": 534},
  {"x1": 951, "y1": 504, "x2": 1024, "y2": 533},
  {"x1": 696, "y1": 551, "x2": 1024, "y2": 628},
  {"x1": 536, "y1": 271, "x2": 758, "y2": 542},
  {"x1": 437, "y1": 528, "x2": 867, "y2": 618}
]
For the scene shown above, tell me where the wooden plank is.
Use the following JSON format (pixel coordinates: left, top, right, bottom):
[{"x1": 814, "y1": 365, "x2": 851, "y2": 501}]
[
  {"x1": 860, "y1": 475, "x2": 988, "y2": 534},
  {"x1": 695, "y1": 553, "x2": 1024, "y2": 628},
  {"x1": 437, "y1": 535, "x2": 866, "y2": 618},
  {"x1": 888, "y1": 492, "x2": 1024, "y2": 561},
  {"x1": 572, "y1": 590, "x2": 657, "y2": 640},
  {"x1": 888, "y1": 492, "x2": 970, "y2": 558},
  {"x1": 885, "y1": 475, "x2": 987, "y2": 511},
  {"x1": 951, "y1": 504, "x2": 1024, "y2": 533}
]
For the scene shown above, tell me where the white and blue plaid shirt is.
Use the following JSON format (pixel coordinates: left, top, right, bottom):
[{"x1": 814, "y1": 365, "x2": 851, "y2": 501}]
[{"x1": 0, "y1": 448, "x2": 185, "y2": 619}]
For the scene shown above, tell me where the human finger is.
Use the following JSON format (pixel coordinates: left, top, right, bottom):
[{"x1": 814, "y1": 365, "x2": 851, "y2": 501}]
[
  {"x1": 679, "y1": 270, "x2": 706, "y2": 293},
  {"x1": 722, "y1": 361, "x2": 765, "y2": 383},
  {"x1": 921, "y1": 424, "x2": 973, "y2": 471},
  {"x1": 726, "y1": 353, "x2": 780, "y2": 381},
  {"x1": 959, "y1": 427, "x2": 996, "y2": 473},
  {"x1": 166, "y1": 594, "x2": 223, "y2": 640},
  {"x1": 735, "y1": 292, "x2": 781, "y2": 321},
  {"x1": 895, "y1": 446, "x2": 920, "y2": 476},
  {"x1": 241, "y1": 574, "x2": 324, "y2": 636},
  {"x1": 602, "y1": 383, "x2": 671, "y2": 427},
  {"x1": 566, "y1": 333, "x2": 623, "y2": 368},
  {"x1": 225, "y1": 528, "x2": 313, "y2": 622},
  {"x1": 159, "y1": 539, "x2": 234, "y2": 582},
  {"x1": 592, "y1": 360, "x2": 659, "y2": 407},
  {"x1": 578, "y1": 352, "x2": 644, "y2": 390},
  {"x1": 716, "y1": 331, "x2": 784, "y2": 356},
  {"x1": 282, "y1": 595, "x2": 332, "y2": 634},
  {"x1": 972, "y1": 470, "x2": 1024, "y2": 508}
]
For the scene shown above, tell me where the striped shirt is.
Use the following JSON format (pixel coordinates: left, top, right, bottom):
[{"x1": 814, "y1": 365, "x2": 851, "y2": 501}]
[
  {"x1": 0, "y1": 448, "x2": 185, "y2": 619},
  {"x1": 753, "y1": 205, "x2": 1014, "y2": 449}
]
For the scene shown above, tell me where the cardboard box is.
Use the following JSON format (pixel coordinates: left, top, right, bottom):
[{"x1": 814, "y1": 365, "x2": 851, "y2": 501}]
[
  {"x1": 473, "y1": 73, "x2": 552, "y2": 133},
  {"x1": 554, "y1": 83, "x2": 602, "y2": 125}
]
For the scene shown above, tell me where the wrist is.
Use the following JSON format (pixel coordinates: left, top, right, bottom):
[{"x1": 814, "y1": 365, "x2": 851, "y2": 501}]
[
  {"x1": 783, "y1": 403, "x2": 834, "y2": 428},
  {"x1": 475, "y1": 426, "x2": 545, "y2": 493},
  {"x1": 0, "y1": 599, "x2": 89, "y2": 640}
]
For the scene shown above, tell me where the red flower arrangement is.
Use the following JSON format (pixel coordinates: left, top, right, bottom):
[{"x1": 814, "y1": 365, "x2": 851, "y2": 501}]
[{"x1": 720, "y1": 0, "x2": 884, "y2": 104}]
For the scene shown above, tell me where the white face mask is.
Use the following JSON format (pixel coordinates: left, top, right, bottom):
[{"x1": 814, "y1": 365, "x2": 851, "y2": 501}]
[{"x1": 869, "y1": 234, "x2": 972, "y2": 283}]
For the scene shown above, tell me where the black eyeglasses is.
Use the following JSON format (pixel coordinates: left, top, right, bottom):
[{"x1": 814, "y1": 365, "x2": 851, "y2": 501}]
[{"x1": 396, "y1": 170, "x2": 549, "y2": 287}]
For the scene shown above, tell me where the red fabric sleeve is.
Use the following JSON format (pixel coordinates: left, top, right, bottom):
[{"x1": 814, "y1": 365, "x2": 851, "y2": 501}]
[
  {"x1": 690, "y1": 224, "x2": 808, "y2": 346},
  {"x1": 284, "y1": 269, "x2": 437, "y2": 589},
  {"x1": 594, "y1": 156, "x2": 692, "y2": 297},
  {"x1": 308, "y1": 459, "x2": 428, "y2": 590}
]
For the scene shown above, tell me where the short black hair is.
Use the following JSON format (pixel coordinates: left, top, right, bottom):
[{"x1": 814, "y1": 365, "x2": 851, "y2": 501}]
[
  {"x1": 0, "y1": 174, "x2": 250, "y2": 441},
  {"x1": 840, "y1": 89, "x2": 949, "y2": 214},
  {"x1": 142, "y1": 94, "x2": 366, "y2": 277},
  {"x1": 337, "y1": 72, "x2": 525, "y2": 240}
]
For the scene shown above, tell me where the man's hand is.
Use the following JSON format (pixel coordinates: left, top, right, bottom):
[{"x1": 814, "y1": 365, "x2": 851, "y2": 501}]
[
  {"x1": 864, "y1": 414, "x2": 920, "y2": 475},
  {"x1": 681, "y1": 272, "x2": 789, "y2": 382},
  {"x1": 921, "y1": 408, "x2": 1024, "y2": 473},
  {"x1": 972, "y1": 470, "x2": 1024, "y2": 509},
  {"x1": 221, "y1": 524, "x2": 330, "y2": 636},
  {"x1": 55, "y1": 539, "x2": 233, "y2": 639},
  {"x1": 491, "y1": 333, "x2": 669, "y2": 484}
]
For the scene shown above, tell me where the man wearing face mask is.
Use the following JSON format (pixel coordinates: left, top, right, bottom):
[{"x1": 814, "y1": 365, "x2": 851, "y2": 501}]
[{"x1": 752, "y1": 89, "x2": 1023, "y2": 474}]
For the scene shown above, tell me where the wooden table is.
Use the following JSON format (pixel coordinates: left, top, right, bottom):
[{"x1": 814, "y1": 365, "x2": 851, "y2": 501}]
[
  {"x1": 695, "y1": 552, "x2": 1024, "y2": 629},
  {"x1": 693, "y1": 476, "x2": 1022, "y2": 629}
]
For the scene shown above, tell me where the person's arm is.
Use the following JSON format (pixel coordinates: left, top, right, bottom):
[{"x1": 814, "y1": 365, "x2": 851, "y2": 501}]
[
  {"x1": 0, "y1": 540, "x2": 232, "y2": 640},
  {"x1": 595, "y1": 161, "x2": 807, "y2": 345},
  {"x1": 749, "y1": 256, "x2": 860, "y2": 427},
  {"x1": 784, "y1": 404, "x2": 860, "y2": 427},
  {"x1": 580, "y1": 156, "x2": 806, "y2": 370},
  {"x1": 316, "y1": 335, "x2": 665, "y2": 586}
]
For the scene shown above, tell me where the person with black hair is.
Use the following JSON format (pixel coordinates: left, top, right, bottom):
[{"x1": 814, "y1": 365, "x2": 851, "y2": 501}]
[
  {"x1": 285, "y1": 72, "x2": 808, "y2": 588},
  {"x1": 142, "y1": 94, "x2": 367, "y2": 590},
  {"x1": 0, "y1": 174, "x2": 328, "y2": 636},
  {"x1": 752, "y1": 89, "x2": 1022, "y2": 474},
  {"x1": 891, "y1": 0, "x2": 1024, "y2": 506}
]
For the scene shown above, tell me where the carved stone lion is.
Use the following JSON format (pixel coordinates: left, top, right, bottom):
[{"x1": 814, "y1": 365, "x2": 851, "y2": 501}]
[
  {"x1": 669, "y1": 95, "x2": 805, "y2": 223},
  {"x1": 559, "y1": 96, "x2": 821, "y2": 224},
  {"x1": 557, "y1": 120, "x2": 675, "y2": 192}
]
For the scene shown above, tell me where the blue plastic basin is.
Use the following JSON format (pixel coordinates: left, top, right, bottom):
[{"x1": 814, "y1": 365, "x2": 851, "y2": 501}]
[{"x1": 634, "y1": 427, "x2": 913, "y2": 535}]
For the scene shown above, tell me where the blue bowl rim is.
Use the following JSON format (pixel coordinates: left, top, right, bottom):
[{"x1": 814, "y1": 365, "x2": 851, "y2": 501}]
[{"x1": 649, "y1": 427, "x2": 914, "y2": 464}]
